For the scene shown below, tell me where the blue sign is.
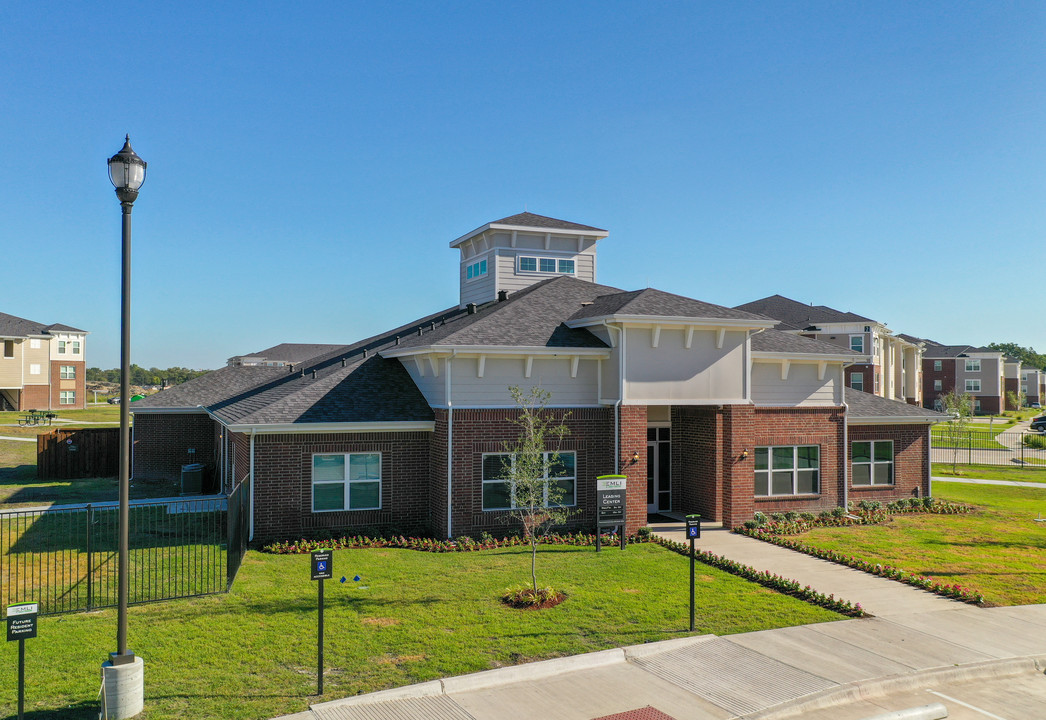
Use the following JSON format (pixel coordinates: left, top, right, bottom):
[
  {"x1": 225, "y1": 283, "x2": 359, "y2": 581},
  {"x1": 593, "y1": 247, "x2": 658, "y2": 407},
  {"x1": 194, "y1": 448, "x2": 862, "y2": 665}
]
[
  {"x1": 311, "y1": 550, "x2": 333, "y2": 581},
  {"x1": 687, "y1": 525, "x2": 699, "y2": 539}
]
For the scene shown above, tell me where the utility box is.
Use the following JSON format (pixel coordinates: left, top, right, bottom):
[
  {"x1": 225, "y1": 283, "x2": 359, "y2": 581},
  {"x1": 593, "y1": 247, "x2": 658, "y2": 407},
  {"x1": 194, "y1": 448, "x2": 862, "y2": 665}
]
[{"x1": 180, "y1": 463, "x2": 205, "y2": 495}]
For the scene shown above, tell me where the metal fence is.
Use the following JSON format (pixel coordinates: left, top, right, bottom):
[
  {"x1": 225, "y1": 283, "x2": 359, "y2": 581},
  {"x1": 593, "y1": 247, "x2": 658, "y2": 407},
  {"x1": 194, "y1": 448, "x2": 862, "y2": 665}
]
[
  {"x1": 931, "y1": 426, "x2": 1046, "y2": 468},
  {"x1": 1, "y1": 490, "x2": 248, "y2": 616}
]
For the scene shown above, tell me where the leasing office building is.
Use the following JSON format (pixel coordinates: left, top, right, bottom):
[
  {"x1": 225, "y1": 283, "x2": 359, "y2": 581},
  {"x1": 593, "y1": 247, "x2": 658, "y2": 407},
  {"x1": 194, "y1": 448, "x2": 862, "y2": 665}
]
[{"x1": 132, "y1": 213, "x2": 945, "y2": 541}]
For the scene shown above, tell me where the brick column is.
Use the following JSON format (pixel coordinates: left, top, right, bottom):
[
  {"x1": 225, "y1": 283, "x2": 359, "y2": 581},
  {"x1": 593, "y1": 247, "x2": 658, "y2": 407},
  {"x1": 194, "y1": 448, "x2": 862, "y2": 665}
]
[
  {"x1": 720, "y1": 404, "x2": 754, "y2": 529},
  {"x1": 619, "y1": 404, "x2": 648, "y2": 535}
]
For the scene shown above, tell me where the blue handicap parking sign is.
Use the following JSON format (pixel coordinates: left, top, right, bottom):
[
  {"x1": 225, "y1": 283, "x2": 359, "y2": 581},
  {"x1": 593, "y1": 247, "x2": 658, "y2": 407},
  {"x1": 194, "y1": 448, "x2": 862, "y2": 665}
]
[{"x1": 687, "y1": 525, "x2": 699, "y2": 538}]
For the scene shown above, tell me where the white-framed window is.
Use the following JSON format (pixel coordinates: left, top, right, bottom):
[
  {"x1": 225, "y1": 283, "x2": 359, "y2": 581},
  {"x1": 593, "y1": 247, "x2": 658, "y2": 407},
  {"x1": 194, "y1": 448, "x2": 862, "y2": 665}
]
[
  {"x1": 849, "y1": 335, "x2": 864, "y2": 353},
  {"x1": 754, "y1": 446, "x2": 819, "y2": 496},
  {"x1": 60, "y1": 390, "x2": 76, "y2": 405},
  {"x1": 852, "y1": 440, "x2": 893, "y2": 486},
  {"x1": 934, "y1": 379, "x2": 943, "y2": 391},
  {"x1": 874, "y1": 372, "x2": 880, "y2": 394},
  {"x1": 481, "y1": 451, "x2": 576, "y2": 511},
  {"x1": 29, "y1": 339, "x2": 40, "y2": 349},
  {"x1": 966, "y1": 379, "x2": 981, "y2": 392},
  {"x1": 3, "y1": 340, "x2": 13, "y2": 359},
  {"x1": 933, "y1": 360, "x2": 942, "y2": 371},
  {"x1": 965, "y1": 359, "x2": 980, "y2": 372},
  {"x1": 465, "y1": 258, "x2": 487, "y2": 280},
  {"x1": 29, "y1": 363, "x2": 41, "y2": 375},
  {"x1": 72, "y1": 341, "x2": 81, "y2": 354},
  {"x1": 57, "y1": 341, "x2": 66, "y2": 354},
  {"x1": 312, "y1": 452, "x2": 381, "y2": 512},
  {"x1": 850, "y1": 373, "x2": 864, "y2": 392},
  {"x1": 60, "y1": 365, "x2": 76, "y2": 379},
  {"x1": 517, "y1": 256, "x2": 576, "y2": 275}
]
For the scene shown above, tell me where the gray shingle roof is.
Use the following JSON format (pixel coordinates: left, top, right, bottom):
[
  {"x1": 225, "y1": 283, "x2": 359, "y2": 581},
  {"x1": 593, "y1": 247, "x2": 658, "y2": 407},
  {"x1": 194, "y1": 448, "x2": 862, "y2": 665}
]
[
  {"x1": 490, "y1": 212, "x2": 606, "y2": 233},
  {"x1": 750, "y1": 329, "x2": 861, "y2": 356},
  {"x1": 0, "y1": 312, "x2": 85, "y2": 337},
  {"x1": 845, "y1": 389, "x2": 950, "y2": 420},
  {"x1": 393, "y1": 276, "x2": 619, "y2": 351},
  {"x1": 917, "y1": 344, "x2": 1001, "y2": 359},
  {"x1": 570, "y1": 288, "x2": 774, "y2": 324},
  {"x1": 243, "y1": 343, "x2": 346, "y2": 363},
  {"x1": 734, "y1": 295, "x2": 873, "y2": 331}
]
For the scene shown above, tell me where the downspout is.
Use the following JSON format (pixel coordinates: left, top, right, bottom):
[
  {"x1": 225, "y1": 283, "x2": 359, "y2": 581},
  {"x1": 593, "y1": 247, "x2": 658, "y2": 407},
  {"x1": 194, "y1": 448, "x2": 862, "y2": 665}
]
[
  {"x1": 840, "y1": 363, "x2": 851, "y2": 512},
  {"x1": 445, "y1": 352, "x2": 456, "y2": 539},
  {"x1": 602, "y1": 320, "x2": 624, "y2": 473},
  {"x1": 248, "y1": 427, "x2": 256, "y2": 542}
]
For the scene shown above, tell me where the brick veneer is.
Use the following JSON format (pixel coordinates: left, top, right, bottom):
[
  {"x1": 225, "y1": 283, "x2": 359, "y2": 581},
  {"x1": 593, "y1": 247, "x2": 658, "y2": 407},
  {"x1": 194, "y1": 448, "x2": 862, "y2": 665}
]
[
  {"x1": 1005, "y1": 378, "x2": 1019, "y2": 410},
  {"x1": 50, "y1": 360, "x2": 86, "y2": 410},
  {"x1": 132, "y1": 412, "x2": 216, "y2": 481},
  {"x1": 848, "y1": 424, "x2": 931, "y2": 501},
  {"x1": 747, "y1": 406, "x2": 845, "y2": 522},
  {"x1": 433, "y1": 406, "x2": 635, "y2": 539},
  {"x1": 20, "y1": 385, "x2": 50, "y2": 410},
  {"x1": 250, "y1": 431, "x2": 431, "y2": 543},
  {"x1": 847, "y1": 364, "x2": 875, "y2": 396}
]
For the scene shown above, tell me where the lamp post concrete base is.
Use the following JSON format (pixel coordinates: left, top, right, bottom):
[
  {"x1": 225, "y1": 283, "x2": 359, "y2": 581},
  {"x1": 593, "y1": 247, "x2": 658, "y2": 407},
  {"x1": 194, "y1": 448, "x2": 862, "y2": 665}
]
[{"x1": 100, "y1": 656, "x2": 144, "y2": 719}]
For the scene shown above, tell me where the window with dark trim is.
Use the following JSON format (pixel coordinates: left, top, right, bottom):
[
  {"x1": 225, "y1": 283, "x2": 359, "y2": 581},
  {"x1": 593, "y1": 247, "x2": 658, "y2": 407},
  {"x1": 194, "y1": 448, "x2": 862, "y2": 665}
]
[{"x1": 481, "y1": 451, "x2": 576, "y2": 510}]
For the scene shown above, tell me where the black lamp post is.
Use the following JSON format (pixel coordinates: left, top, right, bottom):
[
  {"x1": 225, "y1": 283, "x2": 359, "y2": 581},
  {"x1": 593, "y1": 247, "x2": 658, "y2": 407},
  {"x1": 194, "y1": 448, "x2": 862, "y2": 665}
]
[{"x1": 107, "y1": 136, "x2": 146, "y2": 666}]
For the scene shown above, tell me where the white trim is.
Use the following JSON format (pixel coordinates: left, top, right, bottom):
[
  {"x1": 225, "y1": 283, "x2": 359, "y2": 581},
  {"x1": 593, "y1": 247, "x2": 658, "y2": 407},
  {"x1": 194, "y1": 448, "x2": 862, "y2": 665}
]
[
  {"x1": 382, "y1": 345, "x2": 610, "y2": 360},
  {"x1": 651, "y1": 325, "x2": 660, "y2": 348},
  {"x1": 224, "y1": 420, "x2": 436, "y2": 434},
  {"x1": 450, "y1": 222, "x2": 608, "y2": 248},
  {"x1": 567, "y1": 315, "x2": 776, "y2": 331},
  {"x1": 311, "y1": 451, "x2": 383, "y2": 513},
  {"x1": 715, "y1": 328, "x2": 725, "y2": 349},
  {"x1": 624, "y1": 398, "x2": 750, "y2": 406},
  {"x1": 477, "y1": 355, "x2": 486, "y2": 378},
  {"x1": 780, "y1": 359, "x2": 790, "y2": 381},
  {"x1": 847, "y1": 416, "x2": 943, "y2": 425},
  {"x1": 685, "y1": 326, "x2": 694, "y2": 349}
]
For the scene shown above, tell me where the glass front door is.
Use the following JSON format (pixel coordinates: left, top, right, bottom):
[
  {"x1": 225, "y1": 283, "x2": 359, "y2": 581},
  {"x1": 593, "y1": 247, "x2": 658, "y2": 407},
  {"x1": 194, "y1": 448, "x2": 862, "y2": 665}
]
[{"x1": 646, "y1": 427, "x2": 671, "y2": 513}]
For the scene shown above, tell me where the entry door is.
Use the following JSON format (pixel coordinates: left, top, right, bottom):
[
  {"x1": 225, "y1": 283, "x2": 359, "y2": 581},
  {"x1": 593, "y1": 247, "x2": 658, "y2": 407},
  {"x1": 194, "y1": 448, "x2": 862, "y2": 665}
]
[{"x1": 646, "y1": 427, "x2": 671, "y2": 512}]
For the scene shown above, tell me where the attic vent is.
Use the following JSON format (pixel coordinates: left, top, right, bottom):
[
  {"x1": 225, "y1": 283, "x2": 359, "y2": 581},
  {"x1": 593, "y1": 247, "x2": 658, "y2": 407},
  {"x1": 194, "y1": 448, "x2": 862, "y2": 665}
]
[
  {"x1": 288, "y1": 364, "x2": 294, "y2": 373},
  {"x1": 497, "y1": 289, "x2": 508, "y2": 302},
  {"x1": 342, "y1": 357, "x2": 347, "y2": 367},
  {"x1": 418, "y1": 327, "x2": 423, "y2": 336},
  {"x1": 431, "y1": 321, "x2": 436, "y2": 331},
  {"x1": 396, "y1": 336, "x2": 400, "y2": 345},
  {"x1": 311, "y1": 370, "x2": 317, "y2": 380},
  {"x1": 580, "y1": 301, "x2": 593, "y2": 306},
  {"x1": 467, "y1": 303, "x2": 477, "y2": 315}
]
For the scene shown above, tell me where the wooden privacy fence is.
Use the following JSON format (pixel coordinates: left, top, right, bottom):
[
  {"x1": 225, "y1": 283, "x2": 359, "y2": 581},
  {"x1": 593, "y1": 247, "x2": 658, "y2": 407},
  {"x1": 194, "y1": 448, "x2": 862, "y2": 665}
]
[{"x1": 37, "y1": 427, "x2": 120, "y2": 479}]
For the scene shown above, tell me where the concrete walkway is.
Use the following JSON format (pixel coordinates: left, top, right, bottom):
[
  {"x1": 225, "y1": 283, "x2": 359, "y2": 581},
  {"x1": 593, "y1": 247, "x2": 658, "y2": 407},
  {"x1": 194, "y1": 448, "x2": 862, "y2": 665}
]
[
  {"x1": 0, "y1": 435, "x2": 36, "y2": 443},
  {"x1": 274, "y1": 522, "x2": 1046, "y2": 720}
]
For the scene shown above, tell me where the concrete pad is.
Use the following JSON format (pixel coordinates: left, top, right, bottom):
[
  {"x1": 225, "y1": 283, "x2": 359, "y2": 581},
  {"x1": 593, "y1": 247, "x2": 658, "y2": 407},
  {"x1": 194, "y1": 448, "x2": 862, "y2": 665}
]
[
  {"x1": 805, "y1": 618, "x2": 995, "y2": 669},
  {"x1": 982, "y1": 604, "x2": 1046, "y2": 629},
  {"x1": 449, "y1": 661, "x2": 731, "y2": 720},
  {"x1": 885, "y1": 608, "x2": 1046, "y2": 658},
  {"x1": 724, "y1": 624, "x2": 912, "y2": 684},
  {"x1": 316, "y1": 695, "x2": 475, "y2": 720}
]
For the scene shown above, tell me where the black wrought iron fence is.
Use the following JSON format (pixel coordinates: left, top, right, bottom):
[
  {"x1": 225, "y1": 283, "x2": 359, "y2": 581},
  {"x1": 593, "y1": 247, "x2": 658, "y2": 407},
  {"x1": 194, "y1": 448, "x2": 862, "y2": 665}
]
[
  {"x1": 931, "y1": 427, "x2": 1046, "y2": 468},
  {"x1": 1, "y1": 491, "x2": 247, "y2": 616}
]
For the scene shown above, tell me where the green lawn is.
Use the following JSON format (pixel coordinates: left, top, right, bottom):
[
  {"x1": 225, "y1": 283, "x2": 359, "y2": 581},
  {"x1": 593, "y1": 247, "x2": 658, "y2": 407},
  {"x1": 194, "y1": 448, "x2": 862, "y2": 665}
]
[
  {"x1": 932, "y1": 463, "x2": 1046, "y2": 484},
  {"x1": 0, "y1": 405, "x2": 122, "y2": 426},
  {"x1": 0, "y1": 543, "x2": 843, "y2": 720},
  {"x1": 799, "y1": 483, "x2": 1046, "y2": 606}
]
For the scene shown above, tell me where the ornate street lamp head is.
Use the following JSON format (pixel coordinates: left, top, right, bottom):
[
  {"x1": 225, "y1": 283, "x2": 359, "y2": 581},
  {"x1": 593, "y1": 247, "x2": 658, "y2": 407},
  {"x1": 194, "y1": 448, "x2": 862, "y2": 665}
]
[{"x1": 108, "y1": 135, "x2": 147, "y2": 204}]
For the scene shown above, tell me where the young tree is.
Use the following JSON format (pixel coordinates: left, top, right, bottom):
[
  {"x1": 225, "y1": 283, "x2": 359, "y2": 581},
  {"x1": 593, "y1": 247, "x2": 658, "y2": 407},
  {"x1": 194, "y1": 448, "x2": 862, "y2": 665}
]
[
  {"x1": 940, "y1": 391, "x2": 973, "y2": 474},
  {"x1": 1006, "y1": 389, "x2": 1026, "y2": 414},
  {"x1": 498, "y1": 385, "x2": 571, "y2": 597}
]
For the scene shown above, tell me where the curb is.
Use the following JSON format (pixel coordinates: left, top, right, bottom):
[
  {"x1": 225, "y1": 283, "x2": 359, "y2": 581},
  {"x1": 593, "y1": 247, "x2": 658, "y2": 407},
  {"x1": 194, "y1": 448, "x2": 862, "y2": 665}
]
[
  {"x1": 310, "y1": 635, "x2": 718, "y2": 711},
  {"x1": 742, "y1": 655, "x2": 1046, "y2": 719}
]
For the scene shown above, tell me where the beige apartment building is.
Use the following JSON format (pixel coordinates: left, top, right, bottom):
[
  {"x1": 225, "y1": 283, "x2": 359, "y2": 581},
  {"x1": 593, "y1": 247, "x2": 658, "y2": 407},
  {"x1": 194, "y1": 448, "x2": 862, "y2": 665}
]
[{"x1": 0, "y1": 312, "x2": 87, "y2": 411}]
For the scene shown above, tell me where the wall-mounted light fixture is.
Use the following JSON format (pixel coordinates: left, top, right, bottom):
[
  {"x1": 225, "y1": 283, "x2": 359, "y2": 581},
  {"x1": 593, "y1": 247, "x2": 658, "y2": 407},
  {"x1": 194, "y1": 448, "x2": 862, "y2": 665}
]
[
  {"x1": 631, "y1": 451, "x2": 640, "y2": 464},
  {"x1": 741, "y1": 448, "x2": 748, "y2": 459}
]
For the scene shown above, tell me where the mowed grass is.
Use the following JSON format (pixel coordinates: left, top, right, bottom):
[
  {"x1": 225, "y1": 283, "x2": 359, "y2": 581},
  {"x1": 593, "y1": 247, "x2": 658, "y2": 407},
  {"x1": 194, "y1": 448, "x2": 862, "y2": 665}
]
[
  {"x1": 932, "y1": 463, "x2": 1046, "y2": 484},
  {"x1": 0, "y1": 544, "x2": 843, "y2": 720},
  {"x1": 0, "y1": 406, "x2": 121, "y2": 425},
  {"x1": 798, "y1": 483, "x2": 1046, "y2": 606}
]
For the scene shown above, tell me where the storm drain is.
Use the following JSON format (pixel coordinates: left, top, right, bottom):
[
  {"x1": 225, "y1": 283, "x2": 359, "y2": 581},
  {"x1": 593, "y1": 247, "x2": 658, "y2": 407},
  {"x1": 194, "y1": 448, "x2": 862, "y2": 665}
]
[
  {"x1": 630, "y1": 637, "x2": 837, "y2": 716},
  {"x1": 314, "y1": 694, "x2": 477, "y2": 720}
]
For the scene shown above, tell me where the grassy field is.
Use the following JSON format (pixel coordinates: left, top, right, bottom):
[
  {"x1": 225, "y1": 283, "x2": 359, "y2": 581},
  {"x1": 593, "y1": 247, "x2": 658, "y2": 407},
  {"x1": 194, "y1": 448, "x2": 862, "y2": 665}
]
[
  {"x1": 799, "y1": 483, "x2": 1046, "y2": 606},
  {"x1": 0, "y1": 405, "x2": 122, "y2": 427},
  {"x1": 932, "y1": 463, "x2": 1046, "y2": 483},
  {"x1": 0, "y1": 543, "x2": 843, "y2": 720}
]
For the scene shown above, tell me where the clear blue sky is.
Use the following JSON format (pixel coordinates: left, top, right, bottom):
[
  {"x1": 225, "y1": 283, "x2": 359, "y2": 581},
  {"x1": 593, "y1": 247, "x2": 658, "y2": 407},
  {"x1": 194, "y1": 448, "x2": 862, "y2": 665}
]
[{"x1": 3, "y1": 2, "x2": 1043, "y2": 370}]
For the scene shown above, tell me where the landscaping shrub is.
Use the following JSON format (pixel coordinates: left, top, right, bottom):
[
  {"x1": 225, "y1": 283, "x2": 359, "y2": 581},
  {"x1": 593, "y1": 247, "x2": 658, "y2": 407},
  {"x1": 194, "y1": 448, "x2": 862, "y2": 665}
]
[{"x1": 261, "y1": 530, "x2": 649, "y2": 555}]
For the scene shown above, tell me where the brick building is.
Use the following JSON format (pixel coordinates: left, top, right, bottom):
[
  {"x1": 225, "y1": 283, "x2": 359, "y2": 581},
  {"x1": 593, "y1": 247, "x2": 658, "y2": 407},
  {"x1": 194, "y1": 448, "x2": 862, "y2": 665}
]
[
  {"x1": 132, "y1": 213, "x2": 946, "y2": 543},
  {"x1": 0, "y1": 312, "x2": 87, "y2": 411}
]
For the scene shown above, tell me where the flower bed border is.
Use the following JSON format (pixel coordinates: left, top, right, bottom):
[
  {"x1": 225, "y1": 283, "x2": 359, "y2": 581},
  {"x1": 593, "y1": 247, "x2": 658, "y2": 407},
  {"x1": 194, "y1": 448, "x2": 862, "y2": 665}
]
[
  {"x1": 652, "y1": 536, "x2": 865, "y2": 617},
  {"x1": 735, "y1": 518, "x2": 985, "y2": 607}
]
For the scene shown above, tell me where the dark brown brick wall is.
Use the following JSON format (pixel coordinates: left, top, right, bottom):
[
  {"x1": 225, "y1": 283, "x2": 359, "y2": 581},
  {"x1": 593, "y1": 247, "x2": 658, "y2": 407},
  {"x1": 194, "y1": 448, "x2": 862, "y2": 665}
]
[
  {"x1": 132, "y1": 412, "x2": 216, "y2": 481},
  {"x1": 251, "y1": 431, "x2": 432, "y2": 543},
  {"x1": 748, "y1": 406, "x2": 845, "y2": 523},
  {"x1": 847, "y1": 364, "x2": 875, "y2": 395},
  {"x1": 922, "y1": 359, "x2": 955, "y2": 409},
  {"x1": 433, "y1": 406, "x2": 628, "y2": 538},
  {"x1": 848, "y1": 424, "x2": 930, "y2": 501}
]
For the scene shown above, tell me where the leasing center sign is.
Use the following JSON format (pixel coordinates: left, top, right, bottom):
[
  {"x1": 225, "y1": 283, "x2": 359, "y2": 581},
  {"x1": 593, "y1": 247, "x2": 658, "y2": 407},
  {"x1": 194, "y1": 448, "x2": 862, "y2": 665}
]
[{"x1": 596, "y1": 475, "x2": 627, "y2": 524}]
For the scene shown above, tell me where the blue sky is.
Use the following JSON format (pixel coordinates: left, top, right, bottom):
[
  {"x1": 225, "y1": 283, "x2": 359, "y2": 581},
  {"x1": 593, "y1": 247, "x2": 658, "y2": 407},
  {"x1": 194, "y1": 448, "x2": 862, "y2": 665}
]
[{"x1": 2, "y1": 2, "x2": 1043, "y2": 369}]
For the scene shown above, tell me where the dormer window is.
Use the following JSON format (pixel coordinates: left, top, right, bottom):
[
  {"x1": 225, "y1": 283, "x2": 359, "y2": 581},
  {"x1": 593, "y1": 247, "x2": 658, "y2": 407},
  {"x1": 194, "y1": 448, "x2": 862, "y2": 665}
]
[
  {"x1": 465, "y1": 259, "x2": 487, "y2": 280},
  {"x1": 518, "y1": 256, "x2": 575, "y2": 275}
]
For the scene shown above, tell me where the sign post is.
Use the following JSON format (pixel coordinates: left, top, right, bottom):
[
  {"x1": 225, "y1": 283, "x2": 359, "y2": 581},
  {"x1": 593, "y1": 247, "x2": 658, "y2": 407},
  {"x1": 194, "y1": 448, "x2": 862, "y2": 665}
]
[
  {"x1": 310, "y1": 549, "x2": 333, "y2": 695},
  {"x1": 7, "y1": 602, "x2": 39, "y2": 720},
  {"x1": 685, "y1": 515, "x2": 701, "y2": 631},
  {"x1": 595, "y1": 475, "x2": 628, "y2": 551}
]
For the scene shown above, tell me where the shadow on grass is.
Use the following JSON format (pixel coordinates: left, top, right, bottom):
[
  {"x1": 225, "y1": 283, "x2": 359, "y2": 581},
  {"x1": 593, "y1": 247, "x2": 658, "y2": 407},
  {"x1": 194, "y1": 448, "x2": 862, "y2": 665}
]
[{"x1": 4, "y1": 701, "x2": 99, "y2": 720}]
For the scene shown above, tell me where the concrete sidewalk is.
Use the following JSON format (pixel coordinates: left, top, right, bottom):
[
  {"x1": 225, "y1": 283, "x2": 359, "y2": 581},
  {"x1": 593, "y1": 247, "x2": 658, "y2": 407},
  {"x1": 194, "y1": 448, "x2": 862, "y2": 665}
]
[{"x1": 274, "y1": 523, "x2": 1046, "y2": 720}]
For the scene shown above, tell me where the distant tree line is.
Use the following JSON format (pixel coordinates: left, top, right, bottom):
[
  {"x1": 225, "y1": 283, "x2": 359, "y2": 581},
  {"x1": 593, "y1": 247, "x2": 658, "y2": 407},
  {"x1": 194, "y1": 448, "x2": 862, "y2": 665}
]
[
  {"x1": 86, "y1": 365, "x2": 210, "y2": 386},
  {"x1": 986, "y1": 343, "x2": 1046, "y2": 371}
]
